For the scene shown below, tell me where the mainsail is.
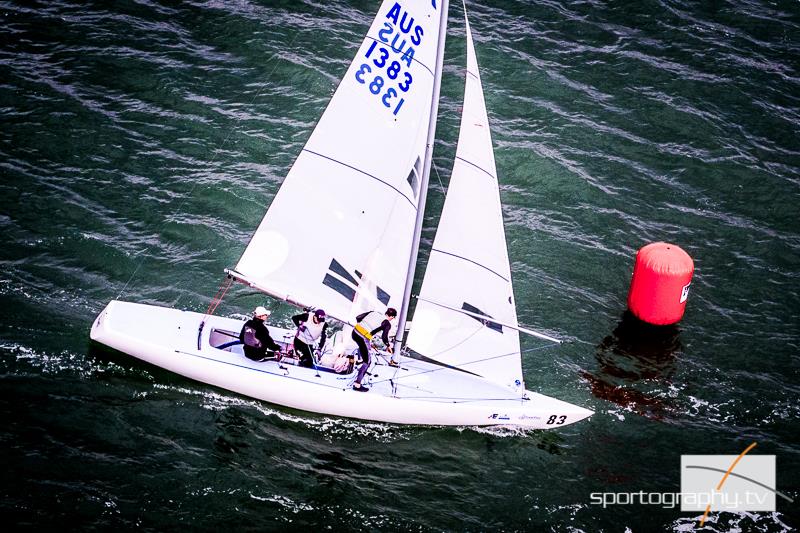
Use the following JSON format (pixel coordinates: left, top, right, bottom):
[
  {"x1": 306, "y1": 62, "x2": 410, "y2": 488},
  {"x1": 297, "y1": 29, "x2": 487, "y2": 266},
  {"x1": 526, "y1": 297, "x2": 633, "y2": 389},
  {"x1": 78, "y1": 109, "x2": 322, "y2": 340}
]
[
  {"x1": 231, "y1": 1, "x2": 446, "y2": 325},
  {"x1": 407, "y1": 11, "x2": 524, "y2": 392},
  {"x1": 90, "y1": 2, "x2": 595, "y2": 429}
]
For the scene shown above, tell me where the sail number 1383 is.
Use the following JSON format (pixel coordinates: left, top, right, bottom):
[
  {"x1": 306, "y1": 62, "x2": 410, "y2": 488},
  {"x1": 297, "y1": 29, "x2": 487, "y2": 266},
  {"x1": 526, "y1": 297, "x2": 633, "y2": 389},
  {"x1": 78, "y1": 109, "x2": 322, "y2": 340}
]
[{"x1": 355, "y1": 40, "x2": 413, "y2": 116}]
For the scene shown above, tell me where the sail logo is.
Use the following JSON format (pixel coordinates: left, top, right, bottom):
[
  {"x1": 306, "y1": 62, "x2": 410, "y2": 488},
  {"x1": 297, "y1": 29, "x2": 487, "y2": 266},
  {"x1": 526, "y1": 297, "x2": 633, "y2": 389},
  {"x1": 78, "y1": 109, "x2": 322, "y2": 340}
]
[
  {"x1": 353, "y1": 2, "x2": 436, "y2": 117},
  {"x1": 322, "y1": 258, "x2": 391, "y2": 307},
  {"x1": 383, "y1": 3, "x2": 424, "y2": 50}
]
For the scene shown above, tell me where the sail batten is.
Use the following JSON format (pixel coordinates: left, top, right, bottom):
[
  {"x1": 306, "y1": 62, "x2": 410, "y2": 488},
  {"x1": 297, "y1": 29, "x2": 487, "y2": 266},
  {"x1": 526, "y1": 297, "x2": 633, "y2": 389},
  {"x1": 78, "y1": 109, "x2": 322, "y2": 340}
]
[
  {"x1": 407, "y1": 8, "x2": 525, "y2": 392},
  {"x1": 301, "y1": 148, "x2": 417, "y2": 207},
  {"x1": 454, "y1": 156, "x2": 496, "y2": 180},
  {"x1": 430, "y1": 248, "x2": 510, "y2": 282}
]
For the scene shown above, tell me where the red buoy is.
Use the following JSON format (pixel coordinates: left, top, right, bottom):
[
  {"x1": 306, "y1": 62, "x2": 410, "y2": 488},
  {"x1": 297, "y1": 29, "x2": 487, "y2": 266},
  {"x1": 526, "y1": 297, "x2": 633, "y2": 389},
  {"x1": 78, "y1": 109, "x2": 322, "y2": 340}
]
[{"x1": 627, "y1": 242, "x2": 694, "y2": 325}]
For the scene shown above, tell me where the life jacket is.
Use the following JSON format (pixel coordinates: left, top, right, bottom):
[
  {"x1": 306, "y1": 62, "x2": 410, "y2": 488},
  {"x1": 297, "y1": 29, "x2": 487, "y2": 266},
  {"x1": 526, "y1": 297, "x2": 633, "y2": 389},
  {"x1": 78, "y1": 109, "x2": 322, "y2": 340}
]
[
  {"x1": 242, "y1": 322, "x2": 262, "y2": 348},
  {"x1": 354, "y1": 311, "x2": 384, "y2": 340},
  {"x1": 296, "y1": 313, "x2": 325, "y2": 345}
]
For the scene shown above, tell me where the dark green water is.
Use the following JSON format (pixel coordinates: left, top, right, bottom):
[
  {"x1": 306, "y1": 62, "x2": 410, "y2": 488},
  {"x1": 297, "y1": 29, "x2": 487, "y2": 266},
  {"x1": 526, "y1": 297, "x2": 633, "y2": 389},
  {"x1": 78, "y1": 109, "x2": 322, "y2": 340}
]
[{"x1": 1, "y1": 0, "x2": 798, "y2": 530}]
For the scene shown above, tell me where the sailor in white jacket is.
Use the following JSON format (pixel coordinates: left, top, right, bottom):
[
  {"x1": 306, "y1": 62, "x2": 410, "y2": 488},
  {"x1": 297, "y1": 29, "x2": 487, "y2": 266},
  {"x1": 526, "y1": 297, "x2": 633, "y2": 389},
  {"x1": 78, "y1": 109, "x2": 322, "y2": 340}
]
[{"x1": 292, "y1": 309, "x2": 328, "y2": 368}]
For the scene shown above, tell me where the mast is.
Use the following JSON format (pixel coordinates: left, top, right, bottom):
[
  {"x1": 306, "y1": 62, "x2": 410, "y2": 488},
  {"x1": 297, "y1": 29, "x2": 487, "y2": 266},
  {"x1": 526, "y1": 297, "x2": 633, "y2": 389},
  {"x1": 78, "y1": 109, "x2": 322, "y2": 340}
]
[{"x1": 394, "y1": 0, "x2": 450, "y2": 354}]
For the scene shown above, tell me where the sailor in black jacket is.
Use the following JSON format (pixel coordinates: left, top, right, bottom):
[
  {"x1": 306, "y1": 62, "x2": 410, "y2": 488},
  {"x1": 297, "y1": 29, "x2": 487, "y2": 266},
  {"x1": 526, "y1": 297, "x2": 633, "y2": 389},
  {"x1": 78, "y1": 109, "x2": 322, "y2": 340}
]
[{"x1": 239, "y1": 306, "x2": 281, "y2": 361}]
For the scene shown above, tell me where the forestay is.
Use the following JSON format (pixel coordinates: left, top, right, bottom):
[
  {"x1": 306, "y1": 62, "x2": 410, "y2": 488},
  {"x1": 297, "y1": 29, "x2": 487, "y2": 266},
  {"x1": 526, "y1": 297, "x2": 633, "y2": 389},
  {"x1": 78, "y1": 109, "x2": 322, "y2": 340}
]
[
  {"x1": 407, "y1": 13, "x2": 524, "y2": 393},
  {"x1": 232, "y1": 1, "x2": 445, "y2": 325}
]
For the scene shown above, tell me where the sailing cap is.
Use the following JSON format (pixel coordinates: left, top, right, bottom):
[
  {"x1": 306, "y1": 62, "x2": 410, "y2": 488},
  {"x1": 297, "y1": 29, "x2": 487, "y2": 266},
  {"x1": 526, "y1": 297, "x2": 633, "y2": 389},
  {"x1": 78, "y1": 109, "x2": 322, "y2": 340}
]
[
  {"x1": 254, "y1": 306, "x2": 270, "y2": 317},
  {"x1": 314, "y1": 309, "x2": 326, "y2": 320}
]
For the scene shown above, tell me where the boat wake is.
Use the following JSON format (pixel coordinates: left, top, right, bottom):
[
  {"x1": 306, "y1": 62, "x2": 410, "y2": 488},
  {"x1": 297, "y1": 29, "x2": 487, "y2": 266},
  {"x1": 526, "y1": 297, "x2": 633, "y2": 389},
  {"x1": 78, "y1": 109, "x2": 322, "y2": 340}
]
[
  {"x1": 151, "y1": 383, "x2": 412, "y2": 443},
  {"x1": 669, "y1": 510, "x2": 794, "y2": 532}
]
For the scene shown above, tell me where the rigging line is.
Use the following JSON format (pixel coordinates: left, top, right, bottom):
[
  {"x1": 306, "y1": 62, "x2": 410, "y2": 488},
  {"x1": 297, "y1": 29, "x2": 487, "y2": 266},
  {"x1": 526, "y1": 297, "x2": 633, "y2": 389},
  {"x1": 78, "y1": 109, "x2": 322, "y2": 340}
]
[
  {"x1": 393, "y1": 0, "x2": 449, "y2": 355},
  {"x1": 116, "y1": 3, "x2": 324, "y2": 300},
  {"x1": 204, "y1": 276, "x2": 234, "y2": 318},
  {"x1": 388, "y1": 396, "x2": 525, "y2": 403},
  {"x1": 371, "y1": 349, "x2": 516, "y2": 388},
  {"x1": 432, "y1": 159, "x2": 447, "y2": 195},
  {"x1": 520, "y1": 344, "x2": 557, "y2": 355},
  {"x1": 369, "y1": 360, "x2": 474, "y2": 386},
  {"x1": 445, "y1": 349, "x2": 524, "y2": 368},
  {"x1": 426, "y1": 321, "x2": 484, "y2": 359},
  {"x1": 436, "y1": 343, "x2": 554, "y2": 369},
  {"x1": 416, "y1": 296, "x2": 562, "y2": 343},
  {"x1": 173, "y1": 350, "x2": 347, "y2": 390},
  {"x1": 372, "y1": 343, "x2": 557, "y2": 387}
]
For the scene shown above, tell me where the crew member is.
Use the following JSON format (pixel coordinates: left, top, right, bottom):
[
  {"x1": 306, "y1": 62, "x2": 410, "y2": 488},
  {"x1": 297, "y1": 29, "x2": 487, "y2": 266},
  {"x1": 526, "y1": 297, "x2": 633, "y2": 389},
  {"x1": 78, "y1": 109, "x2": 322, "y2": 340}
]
[
  {"x1": 351, "y1": 308, "x2": 397, "y2": 392},
  {"x1": 292, "y1": 308, "x2": 328, "y2": 368},
  {"x1": 239, "y1": 306, "x2": 281, "y2": 362}
]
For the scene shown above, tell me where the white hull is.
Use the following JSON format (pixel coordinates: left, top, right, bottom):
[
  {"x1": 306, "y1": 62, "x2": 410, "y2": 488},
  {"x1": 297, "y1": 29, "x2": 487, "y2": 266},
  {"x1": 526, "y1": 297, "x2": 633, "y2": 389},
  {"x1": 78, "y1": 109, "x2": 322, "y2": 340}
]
[{"x1": 90, "y1": 301, "x2": 593, "y2": 429}]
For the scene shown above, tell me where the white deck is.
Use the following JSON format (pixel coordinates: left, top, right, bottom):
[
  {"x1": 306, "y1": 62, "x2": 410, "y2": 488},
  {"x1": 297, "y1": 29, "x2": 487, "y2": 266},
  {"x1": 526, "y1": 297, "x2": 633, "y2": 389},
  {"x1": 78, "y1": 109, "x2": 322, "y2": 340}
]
[{"x1": 90, "y1": 301, "x2": 593, "y2": 428}]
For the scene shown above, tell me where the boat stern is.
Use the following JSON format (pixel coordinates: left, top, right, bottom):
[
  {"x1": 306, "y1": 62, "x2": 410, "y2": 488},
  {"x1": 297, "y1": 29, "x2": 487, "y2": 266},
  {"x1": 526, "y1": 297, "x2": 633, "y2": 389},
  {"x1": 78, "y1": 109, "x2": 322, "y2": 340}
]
[{"x1": 90, "y1": 299, "x2": 117, "y2": 347}]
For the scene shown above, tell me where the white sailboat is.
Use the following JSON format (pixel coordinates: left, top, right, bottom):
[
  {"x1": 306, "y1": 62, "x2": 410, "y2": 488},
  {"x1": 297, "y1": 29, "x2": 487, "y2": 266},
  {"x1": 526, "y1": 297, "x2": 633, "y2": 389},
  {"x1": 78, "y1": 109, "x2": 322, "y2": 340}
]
[{"x1": 90, "y1": 0, "x2": 593, "y2": 429}]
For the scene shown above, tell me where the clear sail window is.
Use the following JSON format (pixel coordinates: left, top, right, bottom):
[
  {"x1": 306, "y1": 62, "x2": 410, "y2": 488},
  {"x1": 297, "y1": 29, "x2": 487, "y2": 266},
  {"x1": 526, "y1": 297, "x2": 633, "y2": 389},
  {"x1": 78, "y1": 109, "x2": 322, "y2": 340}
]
[{"x1": 407, "y1": 156, "x2": 422, "y2": 197}]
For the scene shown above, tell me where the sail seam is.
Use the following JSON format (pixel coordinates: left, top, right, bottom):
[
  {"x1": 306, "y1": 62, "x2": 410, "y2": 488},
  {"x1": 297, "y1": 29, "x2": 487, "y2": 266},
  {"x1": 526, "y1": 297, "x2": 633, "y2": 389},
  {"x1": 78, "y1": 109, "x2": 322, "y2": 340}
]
[
  {"x1": 431, "y1": 248, "x2": 509, "y2": 282},
  {"x1": 302, "y1": 149, "x2": 416, "y2": 208},
  {"x1": 455, "y1": 155, "x2": 496, "y2": 180},
  {"x1": 363, "y1": 36, "x2": 435, "y2": 77}
]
